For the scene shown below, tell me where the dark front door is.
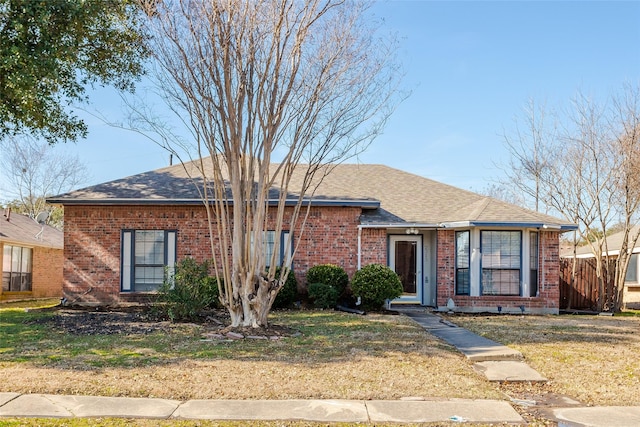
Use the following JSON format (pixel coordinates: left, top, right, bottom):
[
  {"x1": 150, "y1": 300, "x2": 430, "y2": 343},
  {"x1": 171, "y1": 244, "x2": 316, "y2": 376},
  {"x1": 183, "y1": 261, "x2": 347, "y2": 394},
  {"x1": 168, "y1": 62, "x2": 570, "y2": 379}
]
[{"x1": 389, "y1": 235, "x2": 422, "y2": 302}]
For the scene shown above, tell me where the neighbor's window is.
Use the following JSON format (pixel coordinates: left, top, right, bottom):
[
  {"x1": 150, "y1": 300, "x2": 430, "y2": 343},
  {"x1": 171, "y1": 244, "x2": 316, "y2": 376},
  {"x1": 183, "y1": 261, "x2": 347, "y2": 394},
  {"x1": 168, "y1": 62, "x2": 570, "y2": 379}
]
[
  {"x1": 455, "y1": 230, "x2": 470, "y2": 295},
  {"x1": 121, "y1": 230, "x2": 177, "y2": 292},
  {"x1": 625, "y1": 253, "x2": 638, "y2": 283},
  {"x1": 2, "y1": 245, "x2": 32, "y2": 292},
  {"x1": 530, "y1": 231, "x2": 539, "y2": 297},
  {"x1": 481, "y1": 231, "x2": 521, "y2": 296}
]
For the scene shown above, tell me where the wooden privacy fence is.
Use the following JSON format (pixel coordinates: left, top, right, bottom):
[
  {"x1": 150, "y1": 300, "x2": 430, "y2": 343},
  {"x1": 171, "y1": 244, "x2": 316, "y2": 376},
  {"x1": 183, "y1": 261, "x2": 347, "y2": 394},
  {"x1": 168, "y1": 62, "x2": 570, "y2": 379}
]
[{"x1": 559, "y1": 257, "x2": 616, "y2": 311}]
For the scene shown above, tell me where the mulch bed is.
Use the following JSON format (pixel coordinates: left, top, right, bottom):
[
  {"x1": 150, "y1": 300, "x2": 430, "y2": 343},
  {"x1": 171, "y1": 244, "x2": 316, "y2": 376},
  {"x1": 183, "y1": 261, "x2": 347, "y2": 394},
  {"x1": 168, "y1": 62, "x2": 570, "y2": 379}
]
[{"x1": 26, "y1": 305, "x2": 300, "y2": 339}]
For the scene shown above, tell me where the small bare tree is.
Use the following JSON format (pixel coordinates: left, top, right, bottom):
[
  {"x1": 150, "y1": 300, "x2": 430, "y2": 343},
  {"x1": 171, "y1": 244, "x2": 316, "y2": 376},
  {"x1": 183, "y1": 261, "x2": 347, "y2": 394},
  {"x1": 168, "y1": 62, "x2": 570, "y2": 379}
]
[
  {"x1": 136, "y1": 0, "x2": 402, "y2": 327},
  {"x1": 0, "y1": 136, "x2": 89, "y2": 227},
  {"x1": 501, "y1": 84, "x2": 640, "y2": 311}
]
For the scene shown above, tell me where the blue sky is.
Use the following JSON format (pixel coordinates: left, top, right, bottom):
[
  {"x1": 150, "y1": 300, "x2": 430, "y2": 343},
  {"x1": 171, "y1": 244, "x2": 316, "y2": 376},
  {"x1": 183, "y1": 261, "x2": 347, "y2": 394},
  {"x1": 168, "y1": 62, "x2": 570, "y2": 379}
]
[{"x1": 3, "y1": 1, "x2": 639, "y2": 200}]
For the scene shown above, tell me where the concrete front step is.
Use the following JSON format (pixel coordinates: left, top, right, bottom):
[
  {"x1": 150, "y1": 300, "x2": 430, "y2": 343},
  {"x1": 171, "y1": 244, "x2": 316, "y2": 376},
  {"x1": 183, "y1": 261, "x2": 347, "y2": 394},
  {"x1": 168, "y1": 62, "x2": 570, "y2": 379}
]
[{"x1": 473, "y1": 361, "x2": 548, "y2": 382}]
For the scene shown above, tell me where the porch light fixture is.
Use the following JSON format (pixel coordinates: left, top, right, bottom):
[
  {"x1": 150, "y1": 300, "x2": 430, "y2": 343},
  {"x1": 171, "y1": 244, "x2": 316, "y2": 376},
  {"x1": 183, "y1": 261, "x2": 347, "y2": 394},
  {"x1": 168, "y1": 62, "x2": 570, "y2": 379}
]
[{"x1": 405, "y1": 227, "x2": 419, "y2": 235}]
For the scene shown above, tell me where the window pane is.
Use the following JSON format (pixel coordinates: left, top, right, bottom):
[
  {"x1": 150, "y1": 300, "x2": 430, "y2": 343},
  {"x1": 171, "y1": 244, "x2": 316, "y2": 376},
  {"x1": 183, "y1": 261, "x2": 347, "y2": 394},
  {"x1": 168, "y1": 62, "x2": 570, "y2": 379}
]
[
  {"x1": 2, "y1": 245, "x2": 11, "y2": 272},
  {"x1": 21, "y1": 248, "x2": 32, "y2": 273},
  {"x1": 135, "y1": 230, "x2": 165, "y2": 264},
  {"x1": 481, "y1": 231, "x2": 521, "y2": 296},
  {"x1": 134, "y1": 266, "x2": 165, "y2": 291},
  {"x1": 456, "y1": 268, "x2": 470, "y2": 295},
  {"x1": 626, "y1": 253, "x2": 638, "y2": 283},
  {"x1": 11, "y1": 246, "x2": 21, "y2": 274},
  {"x1": 264, "y1": 231, "x2": 275, "y2": 268},
  {"x1": 456, "y1": 231, "x2": 470, "y2": 268},
  {"x1": 2, "y1": 245, "x2": 11, "y2": 291},
  {"x1": 482, "y1": 269, "x2": 520, "y2": 295}
]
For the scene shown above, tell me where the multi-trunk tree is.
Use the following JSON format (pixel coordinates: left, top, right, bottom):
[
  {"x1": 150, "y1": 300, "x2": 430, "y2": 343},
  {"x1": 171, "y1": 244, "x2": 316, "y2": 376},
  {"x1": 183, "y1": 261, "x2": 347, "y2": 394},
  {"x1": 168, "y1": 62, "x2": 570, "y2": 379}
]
[
  {"x1": 502, "y1": 84, "x2": 640, "y2": 311},
  {"x1": 136, "y1": 0, "x2": 402, "y2": 327}
]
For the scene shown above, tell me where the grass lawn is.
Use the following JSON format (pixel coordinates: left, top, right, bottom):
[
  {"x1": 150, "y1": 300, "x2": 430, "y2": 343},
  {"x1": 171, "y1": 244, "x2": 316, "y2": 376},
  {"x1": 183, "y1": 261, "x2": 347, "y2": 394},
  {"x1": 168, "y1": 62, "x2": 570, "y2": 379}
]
[
  {"x1": 2, "y1": 300, "x2": 639, "y2": 426},
  {"x1": 446, "y1": 311, "x2": 640, "y2": 406},
  {"x1": 0, "y1": 300, "x2": 499, "y2": 401}
]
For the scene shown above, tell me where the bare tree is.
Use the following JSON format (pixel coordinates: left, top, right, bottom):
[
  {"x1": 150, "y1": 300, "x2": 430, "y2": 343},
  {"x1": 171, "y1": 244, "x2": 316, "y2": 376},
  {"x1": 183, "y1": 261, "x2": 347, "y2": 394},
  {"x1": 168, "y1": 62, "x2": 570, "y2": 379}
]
[
  {"x1": 501, "y1": 84, "x2": 640, "y2": 311},
  {"x1": 0, "y1": 136, "x2": 89, "y2": 227},
  {"x1": 136, "y1": 0, "x2": 402, "y2": 327},
  {"x1": 500, "y1": 98, "x2": 554, "y2": 212}
]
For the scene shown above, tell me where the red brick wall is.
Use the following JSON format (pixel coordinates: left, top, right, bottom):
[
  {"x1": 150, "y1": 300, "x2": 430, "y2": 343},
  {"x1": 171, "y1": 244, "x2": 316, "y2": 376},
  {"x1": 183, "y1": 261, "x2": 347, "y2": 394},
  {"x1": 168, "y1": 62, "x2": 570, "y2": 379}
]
[
  {"x1": 62, "y1": 205, "x2": 362, "y2": 304},
  {"x1": 436, "y1": 229, "x2": 456, "y2": 305},
  {"x1": 32, "y1": 246, "x2": 63, "y2": 298},
  {"x1": 360, "y1": 228, "x2": 387, "y2": 266},
  {"x1": 436, "y1": 229, "x2": 560, "y2": 314}
]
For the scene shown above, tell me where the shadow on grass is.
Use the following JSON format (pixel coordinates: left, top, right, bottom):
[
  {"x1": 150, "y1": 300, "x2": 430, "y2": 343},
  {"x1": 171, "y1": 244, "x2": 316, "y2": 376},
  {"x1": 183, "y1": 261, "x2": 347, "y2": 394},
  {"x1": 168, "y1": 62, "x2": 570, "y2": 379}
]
[{"x1": 0, "y1": 306, "x2": 451, "y2": 371}]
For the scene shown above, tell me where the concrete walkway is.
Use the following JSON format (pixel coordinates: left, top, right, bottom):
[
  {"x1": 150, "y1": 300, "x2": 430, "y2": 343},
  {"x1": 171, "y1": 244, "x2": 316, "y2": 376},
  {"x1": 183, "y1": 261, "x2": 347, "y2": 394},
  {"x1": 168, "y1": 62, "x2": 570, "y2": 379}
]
[{"x1": 397, "y1": 307, "x2": 547, "y2": 382}]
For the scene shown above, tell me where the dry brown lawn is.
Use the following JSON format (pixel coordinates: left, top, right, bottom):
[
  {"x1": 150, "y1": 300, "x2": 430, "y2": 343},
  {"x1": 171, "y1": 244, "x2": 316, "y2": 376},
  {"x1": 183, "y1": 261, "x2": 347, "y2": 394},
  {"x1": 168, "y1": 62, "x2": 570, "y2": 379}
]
[
  {"x1": 446, "y1": 312, "x2": 640, "y2": 407},
  {"x1": 2, "y1": 299, "x2": 639, "y2": 419},
  {"x1": 0, "y1": 303, "x2": 501, "y2": 402}
]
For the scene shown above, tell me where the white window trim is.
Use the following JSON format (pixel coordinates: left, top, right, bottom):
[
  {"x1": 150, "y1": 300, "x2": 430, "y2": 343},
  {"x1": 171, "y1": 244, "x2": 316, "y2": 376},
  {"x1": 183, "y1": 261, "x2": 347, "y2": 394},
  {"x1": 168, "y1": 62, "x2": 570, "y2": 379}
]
[{"x1": 465, "y1": 228, "x2": 537, "y2": 297}]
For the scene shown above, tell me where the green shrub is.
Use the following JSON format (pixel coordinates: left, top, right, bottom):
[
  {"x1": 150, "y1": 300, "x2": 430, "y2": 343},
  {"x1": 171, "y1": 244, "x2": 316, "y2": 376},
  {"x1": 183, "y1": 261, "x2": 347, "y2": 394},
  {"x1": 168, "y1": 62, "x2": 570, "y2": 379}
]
[
  {"x1": 308, "y1": 282, "x2": 339, "y2": 309},
  {"x1": 272, "y1": 267, "x2": 299, "y2": 309},
  {"x1": 306, "y1": 264, "x2": 349, "y2": 296},
  {"x1": 156, "y1": 258, "x2": 220, "y2": 321},
  {"x1": 350, "y1": 264, "x2": 403, "y2": 311}
]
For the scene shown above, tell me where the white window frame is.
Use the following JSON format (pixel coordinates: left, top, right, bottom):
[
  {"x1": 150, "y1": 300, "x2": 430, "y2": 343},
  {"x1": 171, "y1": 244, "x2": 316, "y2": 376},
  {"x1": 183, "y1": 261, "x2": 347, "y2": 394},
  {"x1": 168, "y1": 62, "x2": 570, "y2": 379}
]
[{"x1": 461, "y1": 228, "x2": 538, "y2": 298}]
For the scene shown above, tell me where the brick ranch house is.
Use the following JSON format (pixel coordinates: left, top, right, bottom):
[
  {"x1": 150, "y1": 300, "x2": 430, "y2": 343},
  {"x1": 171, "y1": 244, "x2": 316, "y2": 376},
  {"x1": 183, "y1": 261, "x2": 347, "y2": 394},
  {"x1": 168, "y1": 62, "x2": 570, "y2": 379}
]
[
  {"x1": 48, "y1": 160, "x2": 576, "y2": 314},
  {"x1": 1, "y1": 209, "x2": 63, "y2": 301}
]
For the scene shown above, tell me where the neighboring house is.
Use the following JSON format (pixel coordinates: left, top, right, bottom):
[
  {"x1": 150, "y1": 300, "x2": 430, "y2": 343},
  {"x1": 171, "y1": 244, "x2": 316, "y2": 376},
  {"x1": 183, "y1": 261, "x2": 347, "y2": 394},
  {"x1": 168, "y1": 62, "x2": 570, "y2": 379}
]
[
  {"x1": 0, "y1": 209, "x2": 63, "y2": 301},
  {"x1": 562, "y1": 228, "x2": 640, "y2": 309},
  {"x1": 48, "y1": 160, "x2": 576, "y2": 314}
]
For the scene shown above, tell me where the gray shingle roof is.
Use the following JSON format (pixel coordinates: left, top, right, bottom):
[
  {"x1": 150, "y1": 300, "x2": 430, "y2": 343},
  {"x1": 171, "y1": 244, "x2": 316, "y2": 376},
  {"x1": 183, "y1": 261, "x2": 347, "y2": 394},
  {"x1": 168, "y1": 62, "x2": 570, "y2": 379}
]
[
  {"x1": 564, "y1": 226, "x2": 640, "y2": 258},
  {"x1": 0, "y1": 211, "x2": 63, "y2": 249},
  {"x1": 48, "y1": 159, "x2": 575, "y2": 229}
]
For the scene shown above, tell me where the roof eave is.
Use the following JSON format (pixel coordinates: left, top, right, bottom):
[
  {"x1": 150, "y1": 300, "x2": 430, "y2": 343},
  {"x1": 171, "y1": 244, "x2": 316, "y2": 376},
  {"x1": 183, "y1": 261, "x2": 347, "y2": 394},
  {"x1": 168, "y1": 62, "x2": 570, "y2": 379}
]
[
  {"x1": 439, "y1": 221, "x2": 578, "y2": 231},
  {"x1": 46, "y1": 198, "x2": 381, "y2": 209}
]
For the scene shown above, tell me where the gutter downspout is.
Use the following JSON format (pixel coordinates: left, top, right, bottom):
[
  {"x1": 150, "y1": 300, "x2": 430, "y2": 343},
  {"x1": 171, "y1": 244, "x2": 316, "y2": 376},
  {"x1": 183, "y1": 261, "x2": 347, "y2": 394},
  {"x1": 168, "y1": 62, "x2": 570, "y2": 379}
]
[{"x1": 357, "y1": 225, "x2": 362, "y2": 270}]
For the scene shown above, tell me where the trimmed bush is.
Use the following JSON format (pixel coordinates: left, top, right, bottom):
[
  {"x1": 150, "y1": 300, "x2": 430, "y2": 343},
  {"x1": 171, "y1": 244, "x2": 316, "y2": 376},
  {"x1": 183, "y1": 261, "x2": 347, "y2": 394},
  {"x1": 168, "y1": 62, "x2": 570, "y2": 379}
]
[
  {"x1": 350, "y1": 264, "x2": 403, "y2": 311},
  {"x1": 272, "y1": 267, "x2": 299, "y2": 309},
  {"x1": 308, "y1": 282, "x2": 339, "y2": 309},
  {"x1": 156, "y1": 258, "x2": 220, "y2": 321},
  {"x1": 306, "y1": 264, "x2": 349, "y2": 296}
]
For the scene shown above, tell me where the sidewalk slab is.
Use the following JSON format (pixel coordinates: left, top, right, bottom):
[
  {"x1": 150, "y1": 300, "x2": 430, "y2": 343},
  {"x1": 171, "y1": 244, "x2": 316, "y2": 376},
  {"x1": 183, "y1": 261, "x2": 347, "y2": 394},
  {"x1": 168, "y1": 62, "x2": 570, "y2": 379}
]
[
  {"x1": 0, "y1": 394, "x2": 180, "y2": 419},
  {"x1": 552, "y1": 406, "x2": 640, "y2": 427},
  {"x1": 0, "y1": 393, "x2": 19, "y2": 407},
  {"x1": 0, "y1": 394, "x2": 73, "y2": 418},
  {"x1": 474, "y1": 361, "x2": 548, "y2": 382},
  {"x1": 366, "y1": 399, "x2": 524, "y2": 424},
  {"x1": 47, "y1": 395, "x2": 180, "y2": 419},
  {"x1": 173, "y1": 399, "x2": 369, "y2": 422}
]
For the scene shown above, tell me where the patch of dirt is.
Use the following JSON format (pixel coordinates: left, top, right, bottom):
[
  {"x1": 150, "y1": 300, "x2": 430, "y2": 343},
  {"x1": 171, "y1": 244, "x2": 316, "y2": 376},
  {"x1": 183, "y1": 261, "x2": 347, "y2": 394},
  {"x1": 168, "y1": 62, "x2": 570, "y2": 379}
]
[{"x1": 27, "y1": 305, "x2": 300, "y2": 339}]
